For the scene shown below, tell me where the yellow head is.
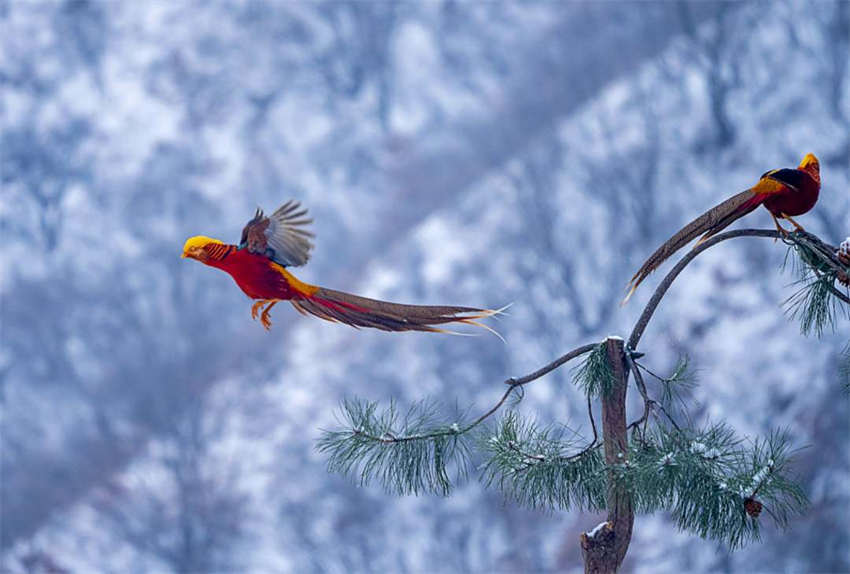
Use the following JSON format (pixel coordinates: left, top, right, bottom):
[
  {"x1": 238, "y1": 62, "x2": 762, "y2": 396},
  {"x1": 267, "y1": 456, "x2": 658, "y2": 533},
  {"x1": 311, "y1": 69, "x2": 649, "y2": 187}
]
[
  {"x1": 181, "y1": 235, "x2": 224, "y2": 262},
  {"x1": 799, "y1": 153, "x2": 819, "y2": 171}
]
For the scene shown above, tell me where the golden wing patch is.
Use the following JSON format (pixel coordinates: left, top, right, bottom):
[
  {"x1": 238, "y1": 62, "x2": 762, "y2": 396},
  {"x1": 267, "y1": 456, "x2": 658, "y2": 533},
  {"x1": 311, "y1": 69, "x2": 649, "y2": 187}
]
[{"x1": 751, "y1": 175, "x2": 790, "y2": 195}]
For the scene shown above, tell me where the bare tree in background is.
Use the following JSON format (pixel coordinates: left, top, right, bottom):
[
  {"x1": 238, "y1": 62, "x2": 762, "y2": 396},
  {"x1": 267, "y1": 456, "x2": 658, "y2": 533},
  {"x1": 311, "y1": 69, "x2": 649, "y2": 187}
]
[
  {"x1": 92, "y1": 395, "x2": 248, "y2": 573},
  {"x1": 678, "y1": 2, "x2": 750, "y2": 151}
]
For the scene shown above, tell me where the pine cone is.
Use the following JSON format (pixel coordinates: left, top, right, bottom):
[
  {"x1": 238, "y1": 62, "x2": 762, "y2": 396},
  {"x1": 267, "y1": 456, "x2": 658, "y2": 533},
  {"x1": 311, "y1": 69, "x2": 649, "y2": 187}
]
[{"x1": 744, "y1": 497, "x2": 763, "y2": 518}]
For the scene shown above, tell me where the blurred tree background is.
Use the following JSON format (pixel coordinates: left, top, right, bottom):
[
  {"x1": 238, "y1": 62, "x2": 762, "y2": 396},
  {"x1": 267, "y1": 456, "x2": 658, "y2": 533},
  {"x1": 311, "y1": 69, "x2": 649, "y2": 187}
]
[{"x1": 1, "y1": 1, "x2": 848, "y2": 572}]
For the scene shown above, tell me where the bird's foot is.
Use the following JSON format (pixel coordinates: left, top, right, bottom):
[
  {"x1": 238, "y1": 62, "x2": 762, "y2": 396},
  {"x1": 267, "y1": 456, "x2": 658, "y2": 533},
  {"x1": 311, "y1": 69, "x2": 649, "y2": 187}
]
[
  {"x1": 782, "y1": 213, "x2": 805, "y2": 233},
  {"x1": 251, "y1": 299, "x2": 272, "y2": 321},
  {"x1": 260, "y1": 300, "x2": 278, "y2": 331},
  {"x1": 771, "y1": 214, "x2": 790, "y2": 242}
]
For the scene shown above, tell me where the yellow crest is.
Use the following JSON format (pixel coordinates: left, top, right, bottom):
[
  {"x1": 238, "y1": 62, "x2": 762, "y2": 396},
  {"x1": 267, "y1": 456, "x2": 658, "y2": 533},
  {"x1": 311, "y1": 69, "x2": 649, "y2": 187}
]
[
  {"x1": 182, "y1": 235, "x2": 223, "y2": 257},
  {"x1": 799, "y1": 153, "x2": 818, "y2": 169}
]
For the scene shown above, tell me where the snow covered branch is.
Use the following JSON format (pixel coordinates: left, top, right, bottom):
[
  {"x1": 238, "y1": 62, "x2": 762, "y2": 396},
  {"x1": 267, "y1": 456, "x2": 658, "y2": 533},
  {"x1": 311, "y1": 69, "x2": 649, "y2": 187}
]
[{"x1": 318, "y1": 342, "x2": 600, "y2": 496}]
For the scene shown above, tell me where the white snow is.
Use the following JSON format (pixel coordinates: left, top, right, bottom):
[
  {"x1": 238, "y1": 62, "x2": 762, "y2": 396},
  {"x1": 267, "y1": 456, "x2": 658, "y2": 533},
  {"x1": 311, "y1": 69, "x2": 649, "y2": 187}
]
[
  {"x1": 702, "y1": 447, "x2": 721, "y2": 460},
  {"x1": 587, "y1": 521, "x2": 610, "y2": 539},
  {"x1": 752, "y1": 466, "x2": 771, "y2": 488}
]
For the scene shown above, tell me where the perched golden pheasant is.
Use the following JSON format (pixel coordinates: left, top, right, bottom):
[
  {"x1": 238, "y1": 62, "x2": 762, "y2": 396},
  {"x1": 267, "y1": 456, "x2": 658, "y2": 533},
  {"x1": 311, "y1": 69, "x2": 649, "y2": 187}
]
[
  {"x1": 182, "y1": 200, "x2": 502, "y2": 334},
  {"x1": 623, "y1": 153, "x2": 821, "y2": 303}
]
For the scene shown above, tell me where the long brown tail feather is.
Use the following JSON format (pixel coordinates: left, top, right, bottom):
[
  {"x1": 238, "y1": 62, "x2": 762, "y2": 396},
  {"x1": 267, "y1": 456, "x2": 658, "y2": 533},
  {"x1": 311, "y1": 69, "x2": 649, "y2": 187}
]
[
  {"x1": 290, "y1": 287, "x2": 506, "y2": 337},
  {"x1": 622, "y1": 189, "x2": 764, "y2": 304}
]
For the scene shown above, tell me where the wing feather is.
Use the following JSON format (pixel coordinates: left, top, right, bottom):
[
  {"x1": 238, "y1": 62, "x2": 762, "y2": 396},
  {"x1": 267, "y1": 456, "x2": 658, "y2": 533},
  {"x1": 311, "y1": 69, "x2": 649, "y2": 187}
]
[
  {"x1": 752, "y1": 168, "x2": 804, "y2": 195},
  {"x1": 239, "y1": 200, "x2": 315, "y2": 267},
  {"x1": 263, "y1": 200, "x2": 315, "y2": 267}
]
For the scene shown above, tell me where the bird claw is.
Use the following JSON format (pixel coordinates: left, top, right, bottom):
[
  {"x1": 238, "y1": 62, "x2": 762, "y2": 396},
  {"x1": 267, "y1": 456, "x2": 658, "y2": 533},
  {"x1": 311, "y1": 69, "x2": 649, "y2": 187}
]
[
  {"x1": 259, "y1": 300, "x2": 278, "y2": 331},
  {"x1": 251, "y1": 299, "x2": 268, "y2": 321},
  {"x1": 782, "y1": 213, "x2": 805, "y2": 233},
  {"x1": 771, "y1": 215, "x2": 790, "y2": 242}
]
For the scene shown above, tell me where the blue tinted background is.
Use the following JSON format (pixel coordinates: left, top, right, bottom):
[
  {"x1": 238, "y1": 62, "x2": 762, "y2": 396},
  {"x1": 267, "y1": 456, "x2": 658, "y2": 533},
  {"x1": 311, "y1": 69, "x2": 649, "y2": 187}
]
[{"x1": 2, "y1": 1, "x2": 848, "y2": 572}]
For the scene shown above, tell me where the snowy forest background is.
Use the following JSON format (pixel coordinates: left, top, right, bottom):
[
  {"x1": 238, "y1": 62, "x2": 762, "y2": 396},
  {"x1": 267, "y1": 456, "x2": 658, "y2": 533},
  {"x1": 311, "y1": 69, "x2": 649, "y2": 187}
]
[{"x1": 1, "y1": 1, "x2": 848, "y2": 572}]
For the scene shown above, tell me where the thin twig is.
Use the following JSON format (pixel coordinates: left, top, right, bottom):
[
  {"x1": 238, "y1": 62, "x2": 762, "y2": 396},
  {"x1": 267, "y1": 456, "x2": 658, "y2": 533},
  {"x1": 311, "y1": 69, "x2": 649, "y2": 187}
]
[
  {"x1": 814, "y1": 268, "x2": 850, "y2": 306},
  {"x1": 624, "y1": 354, "x2": 655, "y2": 436},
  {"x1": 559, "y1": 440, "x2": 604, "y2": 463},
  {"x1": 467, "y1": 385, "x2": 520, "y2": 429},
  {"x1": 507, "y1": 441, "x2": 547, "y2": 462},
  {"x1": 587, "y1": 395, "x2": 598, "y2": 445},
  {"x1": 348, "y1": 343, "x2": 598, "y2": 446},
  {"x1": 351, "y1": 384, "x2": 521, "y2": 444},
  {"x1": 508, "y1": 435, "x2": 602, "y2": 470},
  {"x1": 750, "y1": 464, "x2": 774, "y2": 499},
  {"x1": 557, "y1": 397, "x2": 602, "y2": 463},
  {"x1": 635, "y1": 362, "x2": 671, "y2": 385},
  {"x1": 506, "y1": 397, "x2": 601, "y2": 470},
  {"x1": 626, "y1": 351, "x2": 681, "y2": 432},
  {"x1": 505, "y1": 343, "x2": 598, "y2": 386}
]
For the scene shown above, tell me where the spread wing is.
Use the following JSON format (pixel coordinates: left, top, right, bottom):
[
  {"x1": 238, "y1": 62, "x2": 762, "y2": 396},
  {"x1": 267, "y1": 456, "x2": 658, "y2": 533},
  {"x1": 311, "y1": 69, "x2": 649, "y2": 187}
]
[
  {"x1": 753, "y1": 168, "x2": 806, "y2": 195},
  {"x1": 239, "y1": 200, "x2": 315, "y2": 267}
]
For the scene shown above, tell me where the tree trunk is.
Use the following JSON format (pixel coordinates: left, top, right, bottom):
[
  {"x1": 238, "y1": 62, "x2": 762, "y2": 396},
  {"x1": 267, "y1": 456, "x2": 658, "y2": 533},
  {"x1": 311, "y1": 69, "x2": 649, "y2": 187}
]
[{"x1": 581, "y1": 337, "x2": 634, "y2": 573}]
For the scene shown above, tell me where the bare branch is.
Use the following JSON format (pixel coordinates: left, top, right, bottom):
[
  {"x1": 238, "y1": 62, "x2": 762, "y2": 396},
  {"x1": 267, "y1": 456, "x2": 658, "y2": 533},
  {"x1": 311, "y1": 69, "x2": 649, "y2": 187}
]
[
  {"x1": 629, "y1": 229, "x2": 842, "y2": 350},
  {"x1": 505, "y1": 343, "x2": 598, "y2": 386},
  {"x1": 351, "y1": 384, "x2": 522, "y2": 446}
]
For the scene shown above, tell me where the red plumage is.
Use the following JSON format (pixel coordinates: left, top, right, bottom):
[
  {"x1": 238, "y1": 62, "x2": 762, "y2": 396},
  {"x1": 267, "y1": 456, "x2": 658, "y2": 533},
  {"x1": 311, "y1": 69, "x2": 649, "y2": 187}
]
[
  {"x1": 203, "y1": 246, "x2": 304, "y2": 301},
  {"x1": 182, "y1": 203, "x2": 503, "y2": 335},
  {"x1": 623, "y1": 153, "x2": 821, "y2": 303}
]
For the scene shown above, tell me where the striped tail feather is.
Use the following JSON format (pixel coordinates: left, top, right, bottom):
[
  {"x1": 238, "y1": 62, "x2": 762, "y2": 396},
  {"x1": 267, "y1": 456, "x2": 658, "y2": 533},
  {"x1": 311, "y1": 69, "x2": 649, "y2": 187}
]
[
  {"x1": 290, "y1": 287, "x2": 506, "y2": 338},
  {"x1": 622, "y1": 189, "x2": 765, "y2": 305}
]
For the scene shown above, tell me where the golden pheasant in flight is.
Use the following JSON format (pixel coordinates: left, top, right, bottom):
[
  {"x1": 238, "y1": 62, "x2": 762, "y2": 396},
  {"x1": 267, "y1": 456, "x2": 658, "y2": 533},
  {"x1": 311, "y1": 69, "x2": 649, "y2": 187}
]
[
  {"x1": 182, "y1": 200, "x2": 502, "y2": 334},
  {"x1": 623, "y1": 153, "x2": 821, "y2": 303}
]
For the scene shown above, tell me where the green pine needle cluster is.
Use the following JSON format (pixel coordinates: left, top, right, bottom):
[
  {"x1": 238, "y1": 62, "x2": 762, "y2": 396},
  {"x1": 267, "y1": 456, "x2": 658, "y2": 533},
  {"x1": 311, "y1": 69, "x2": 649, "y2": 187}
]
[
  {"x1": 840, "y1": 342, "x2": 850, "y2": 394},
  {"x1": 621, "y1": 424, "x2": 808, "y2": 549},
  {"x1": 641, "y1": 354, "x2": 699, "y2": 421},
  {"x1": 318, "y1": 362, "x2": 808, "y2": 550},
  {"x1": 317, "y1": 398, "x2": 473, "y2": 496},
  {"x1": 572, "y1": 342, "x2": 617, "y2": 398},
  {"x1": 782, "y1": 235, "x2": 850, "y2": 337},
  {"x1": 784, "y1": 273, "x2": 839, "y2": 336},
  {"x1": 479, "y1": 411, "x2": 606, "y2": 512}
]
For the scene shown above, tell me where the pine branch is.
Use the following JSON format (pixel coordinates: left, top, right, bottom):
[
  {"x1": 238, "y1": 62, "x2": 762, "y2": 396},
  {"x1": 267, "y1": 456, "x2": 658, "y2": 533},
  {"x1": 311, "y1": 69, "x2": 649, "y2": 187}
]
[
  {"x1": 629, "y1": 228, "x2": 848, "y2": 350},
  {"x1": 317, "y1": 397, "x2": 478, "y2": 496},
  {"x1": 573, "y1": 341, "x2": 618, "y2": 398},
  {"x1": 315, "y1": 227, "x2": 837, "y2": 561},
  {"x1": 479, "y1": 411, "x2": 607, "y2": 512},
  {"x1": 781, "y1": 235, "x2": 850, "y2": 337},
  {"x1": 634, "y1": 354, "x2": 699, "y2": 424},
  {"x1": 505, "y1": 343, "x2": 597, "y2": 386},
  {"x1": 617, "y1": 424, "x2": 807, "y2": 549},
  {"x1": 319, "y1": 343, "x2": 598, "y2": 496},
  {"x1": 744, "y1": 429, "x2": 809, "y2": 532}
]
